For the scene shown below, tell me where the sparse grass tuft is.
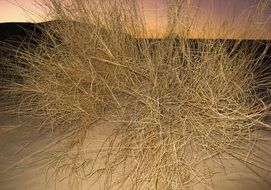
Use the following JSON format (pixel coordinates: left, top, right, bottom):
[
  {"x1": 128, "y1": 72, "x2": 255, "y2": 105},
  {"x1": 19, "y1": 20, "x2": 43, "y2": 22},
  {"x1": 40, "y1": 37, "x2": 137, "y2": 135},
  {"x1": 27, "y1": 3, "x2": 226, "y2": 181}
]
[{"x1": 1, "y1": 0, "x2": 271, "y2": 189}]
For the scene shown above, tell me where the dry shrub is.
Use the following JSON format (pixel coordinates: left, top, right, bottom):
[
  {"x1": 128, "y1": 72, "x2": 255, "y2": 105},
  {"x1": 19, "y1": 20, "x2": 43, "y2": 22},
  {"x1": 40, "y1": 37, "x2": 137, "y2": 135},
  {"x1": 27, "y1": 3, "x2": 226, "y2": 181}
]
[{"x1": 1, "y1": 0, "x2": 271, "y2": 189}]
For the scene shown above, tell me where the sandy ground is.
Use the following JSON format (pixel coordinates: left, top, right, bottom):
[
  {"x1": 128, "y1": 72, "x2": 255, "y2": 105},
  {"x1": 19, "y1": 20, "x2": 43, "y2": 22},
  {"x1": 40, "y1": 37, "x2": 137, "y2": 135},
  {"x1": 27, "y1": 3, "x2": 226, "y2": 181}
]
[{"x1": 1, "y1": 114, "x2": 271, "y2": 190}]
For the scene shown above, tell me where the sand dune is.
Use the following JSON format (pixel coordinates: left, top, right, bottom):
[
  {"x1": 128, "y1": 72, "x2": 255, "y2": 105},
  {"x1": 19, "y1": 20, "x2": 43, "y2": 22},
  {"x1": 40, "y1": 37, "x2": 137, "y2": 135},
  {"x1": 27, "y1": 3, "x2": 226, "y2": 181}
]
[{"x1": 1, "y1": 114, "x2": 271, "y2": 190}]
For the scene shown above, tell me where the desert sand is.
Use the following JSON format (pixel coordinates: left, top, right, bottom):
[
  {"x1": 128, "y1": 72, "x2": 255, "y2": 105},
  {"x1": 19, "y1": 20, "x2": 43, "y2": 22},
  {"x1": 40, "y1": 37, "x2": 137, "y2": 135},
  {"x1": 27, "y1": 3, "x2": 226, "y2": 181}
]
[{"x1": 1, "y1": 113, "x2": 271, "y2": 190}]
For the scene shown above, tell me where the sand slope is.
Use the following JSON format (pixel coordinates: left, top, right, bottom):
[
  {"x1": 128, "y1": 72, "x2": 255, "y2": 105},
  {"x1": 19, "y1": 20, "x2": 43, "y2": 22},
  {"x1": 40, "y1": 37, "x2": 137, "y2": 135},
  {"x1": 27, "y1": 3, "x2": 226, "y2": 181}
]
[{"x1": 1, "y1": 114, "x2": 271, "y2": 190}]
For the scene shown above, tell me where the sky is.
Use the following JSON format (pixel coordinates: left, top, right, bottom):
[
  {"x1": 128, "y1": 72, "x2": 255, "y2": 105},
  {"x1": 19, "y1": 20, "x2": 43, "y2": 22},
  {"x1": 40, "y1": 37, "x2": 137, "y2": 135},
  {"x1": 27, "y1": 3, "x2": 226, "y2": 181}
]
[
  {"x1": 0, "y1": 0, "x2": 270, "y2": 39},
  {"x1": 0, "y1": 0, "x2": 37, "y2": 22}
]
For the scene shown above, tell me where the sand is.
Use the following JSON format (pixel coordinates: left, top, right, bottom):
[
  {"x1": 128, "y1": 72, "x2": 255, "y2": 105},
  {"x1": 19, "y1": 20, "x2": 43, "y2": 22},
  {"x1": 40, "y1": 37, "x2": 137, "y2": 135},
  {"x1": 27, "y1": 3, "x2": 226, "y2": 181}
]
[{"x1": 1, "y1": 114, "x2": 271, "y2": 190}]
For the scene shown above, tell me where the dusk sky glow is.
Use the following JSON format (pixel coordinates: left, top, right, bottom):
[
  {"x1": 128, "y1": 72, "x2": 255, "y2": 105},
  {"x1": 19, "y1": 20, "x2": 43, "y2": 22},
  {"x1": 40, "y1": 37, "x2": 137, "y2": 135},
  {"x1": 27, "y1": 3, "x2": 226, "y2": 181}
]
[{"x1": 0, "y1": 0, "x2": 270, "y2": 39}]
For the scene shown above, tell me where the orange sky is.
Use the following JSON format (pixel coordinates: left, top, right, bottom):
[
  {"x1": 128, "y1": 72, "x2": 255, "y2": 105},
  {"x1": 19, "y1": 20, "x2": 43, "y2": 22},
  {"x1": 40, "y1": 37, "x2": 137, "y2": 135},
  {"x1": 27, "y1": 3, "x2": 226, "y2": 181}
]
[
  {"x1": 0, "y1": 0, "x2": 270, "y2": 39},
  {"x1": 0, "y1": 0, "x2": 37, "y2": 22}
]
